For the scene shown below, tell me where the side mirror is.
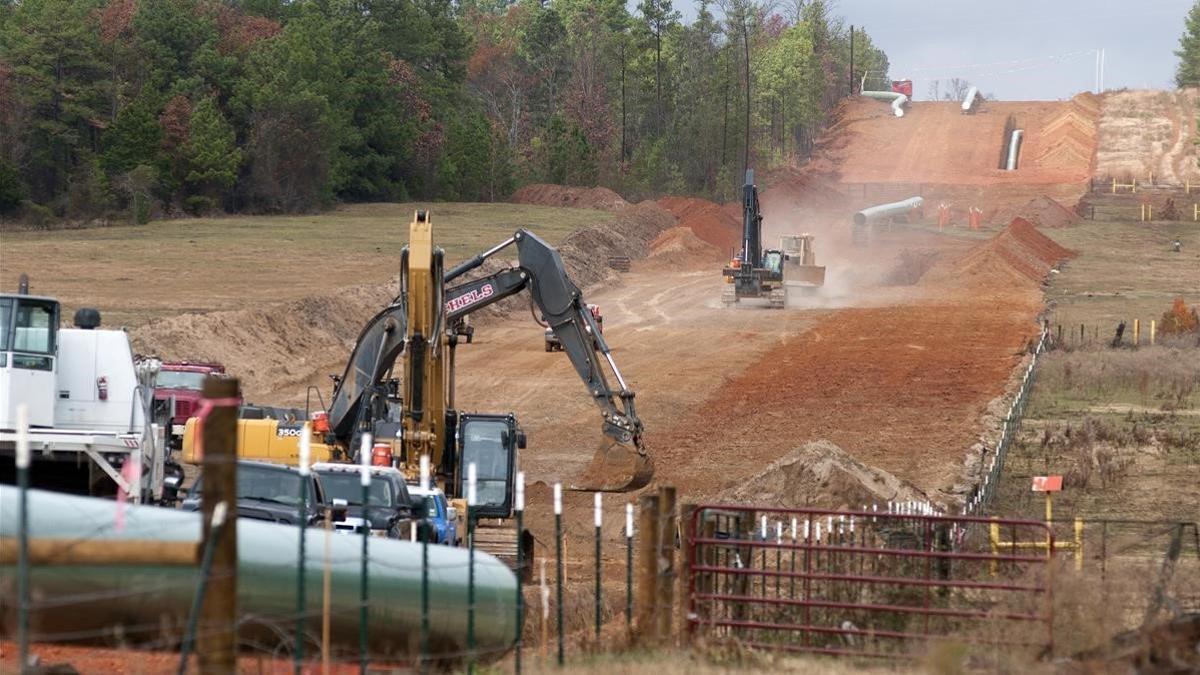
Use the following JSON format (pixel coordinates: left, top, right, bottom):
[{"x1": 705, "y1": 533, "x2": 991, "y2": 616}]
[
  {"x1": 330, "y1": 498, "x2": 348, "y2": 523},
  {"x1": 446, "y1": 506, "x2": 458, "y2": 522},
  {"x1": 516, "y1": 431, "x2": 527, "y2": 449}
]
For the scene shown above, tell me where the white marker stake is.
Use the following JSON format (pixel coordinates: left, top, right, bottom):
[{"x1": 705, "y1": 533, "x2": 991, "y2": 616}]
[
  {"x1": 359, "y1": 434, "x2": 373, "y2": 486},
  {"x1": 790, "y1": 517, "x2": 798, "y2": 542},
  {"x1": 515, "y1": 471, "x2": 526, "y2": 512},
  {"x1": 419, "y1": 455, "x2": 430, "y2": 492},
  {"x1": 553, "y1": 483, "x2": 562, "y2": 515},
  {"x1": 804, "y1": 519, "x2": 810, "y2": 541},
  {"x1": 467, "y1": 463, "x2": 477, "y2": 507},
  {"x1": 815, "y1": 523, "x2": 822, "y2": 543},
  {"x1": 298, "y1": 424, "x2": 311, "y2": 475},
  {"x1": 760, "y1": 515, "x2": 767, "y2": 540},
  {"x1": 16, "y1": 404, "x2": 30, "y2": 469},
  {"x1": 775, "y1": 521, "x2": 783, "y2": 544},
  {"x1": 594, "y1": 493, "x2": 602, "y2": 528},
  {"x1": 625, "y1": 503, "x2": 634, "y2": 538}
]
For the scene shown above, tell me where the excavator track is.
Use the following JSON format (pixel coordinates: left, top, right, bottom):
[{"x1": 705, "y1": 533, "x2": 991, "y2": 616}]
[{"x1": 570, "y1": 437, "x2": 654, "y2": 493}]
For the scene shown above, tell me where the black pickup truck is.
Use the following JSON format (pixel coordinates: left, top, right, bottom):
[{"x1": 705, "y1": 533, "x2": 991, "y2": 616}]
[{"x1": 180, "y1": 459, "x2": 338, "y2": 526}]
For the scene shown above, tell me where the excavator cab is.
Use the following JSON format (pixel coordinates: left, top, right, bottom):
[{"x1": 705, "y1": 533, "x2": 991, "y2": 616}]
[
  {"x1": 456, "y1": 412, "x2": 524, "y2": 518},
  {"x1": 761, "y1": 250, "x2": 785, "y2": 277}
]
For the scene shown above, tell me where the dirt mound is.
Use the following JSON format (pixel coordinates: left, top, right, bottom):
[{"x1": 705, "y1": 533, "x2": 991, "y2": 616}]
[
  {"x1": 994, "y1": 195, "x2": 1080, "y2": 228},
  {"x1": 133, "y1": 282, "x2": 396, "y2": 402},
  {"x1": 930, "y1": 216, "x2": 1077, "y2": 287},
  {"x1": 137, "y1": 202, "x2": 675, "y2": 402},
  {"x1": 1096, "y1": 89, "x2": 1200, "y2": 183},
  {"x1": 509, "y1": 184, "x2": 630, "y2": 211},
  {"x1": 656, "y1": 196, "x2": 740, "y2": 252},
  {"x1": 716, "y1": 441, "x2": 924, "y2": 510},
  {"x1": 648, "y1": 226, "x2": 723, "y2": 264}
]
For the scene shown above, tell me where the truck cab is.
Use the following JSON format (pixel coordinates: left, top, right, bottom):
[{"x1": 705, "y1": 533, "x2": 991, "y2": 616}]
[
  {"x1": 155, "y1": 361, "x2": 228, "y2": 449},
  {"x1": 0, "y1": 290, "x2": 165, "y2": 501}
]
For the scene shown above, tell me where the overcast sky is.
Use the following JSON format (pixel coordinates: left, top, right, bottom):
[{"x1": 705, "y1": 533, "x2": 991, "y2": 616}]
[{"x1": 670, "y1": 0, "x2": 1195, "y2": 100}]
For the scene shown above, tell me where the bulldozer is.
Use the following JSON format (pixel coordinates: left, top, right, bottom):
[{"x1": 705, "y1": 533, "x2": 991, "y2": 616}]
[
  {"x1": 779, "y1": 234, "x2": 826, "y2": 293},
  {"x1": 722, "y1": 169, "x2": 789, "y2": 308}
]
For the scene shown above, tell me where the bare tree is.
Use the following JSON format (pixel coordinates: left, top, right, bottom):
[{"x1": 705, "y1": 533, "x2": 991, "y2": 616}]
[
  {"x1": 926, "y1": 79, "x2": 940, "y2": 102},
  {"x1": 944, "y1": 77, "x2": 971, "y2": 101}
]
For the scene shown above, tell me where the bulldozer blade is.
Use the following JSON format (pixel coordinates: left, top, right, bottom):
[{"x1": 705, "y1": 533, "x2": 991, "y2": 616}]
[
  {"x1": 787, "y1": 264, "x2": 826, "y2": 288},
  {"x1": 569, "y1": 438, "x2": 654, "y2": 493}
]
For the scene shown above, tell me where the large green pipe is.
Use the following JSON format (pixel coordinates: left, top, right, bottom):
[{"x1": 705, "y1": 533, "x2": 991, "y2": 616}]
[{"x1": 0, "y1": 487, "x2": 519, "y2": 663}]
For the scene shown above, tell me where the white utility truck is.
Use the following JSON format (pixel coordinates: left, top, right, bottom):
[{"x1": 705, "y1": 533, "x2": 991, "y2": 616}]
[{"x1": 0, "y1": 279, "x2": 169, "y2": 503}]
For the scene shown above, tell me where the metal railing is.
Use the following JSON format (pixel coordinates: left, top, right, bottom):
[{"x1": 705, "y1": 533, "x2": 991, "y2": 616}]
[{"x1": 685, "y1": 505, "x2": 1055, "y2": 660}]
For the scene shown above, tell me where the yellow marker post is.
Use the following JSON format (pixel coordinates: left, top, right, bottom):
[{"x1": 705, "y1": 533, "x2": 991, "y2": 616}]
[
  {"x1": 1133, "y1": 318, "x2": 1140, "y2": 346},
  {"x1": 1074, "y1": 518, "x2": 1084, "y2": 571},
  {"x1": 1151, "y1": 320, "x2": 1157, "y2": 346},
  {"x1": 1112, "y1": 177, "x2": 1117, "y2": 194}
]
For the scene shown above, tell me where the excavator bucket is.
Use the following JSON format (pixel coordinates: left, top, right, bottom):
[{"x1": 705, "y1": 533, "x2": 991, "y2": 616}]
[{"x1": 570, "y1": 438, "x2": 654, "y2": 493}]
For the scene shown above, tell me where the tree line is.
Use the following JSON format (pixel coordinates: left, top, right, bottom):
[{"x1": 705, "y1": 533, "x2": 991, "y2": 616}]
[{"x1": 0, "y1": 0, "x2": 887, "y2": 223}]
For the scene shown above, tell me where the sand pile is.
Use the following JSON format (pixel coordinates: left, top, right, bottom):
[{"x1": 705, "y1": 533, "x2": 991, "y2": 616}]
[
  {"x1": 995, "y1": 195, "x2": 1080, "y2": 228},
  {"x1": 716, "y1": 441, "x2": 924, "y2": 510},
  {"x1": 648, "y1": 226, "x2": 723, "y2": 264},
  {"x1": 929, "y1": 217, "x2": 1076, "y2": 287},
  {"x1": 509, "y1": 184, "x2": 630, "y2": 211},
  {"x1": 133, "y1": 282, "x2": 397, "y2": 401}
]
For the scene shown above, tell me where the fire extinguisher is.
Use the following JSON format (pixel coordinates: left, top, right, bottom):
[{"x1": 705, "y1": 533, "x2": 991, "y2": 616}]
[{"x1": 97, "y1": 376, "x2": 108, "y2": 401}]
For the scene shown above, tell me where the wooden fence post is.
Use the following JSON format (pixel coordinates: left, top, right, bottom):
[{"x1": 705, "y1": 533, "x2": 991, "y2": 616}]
[
  {"x1": 678, "y1": 503, "x2": 697, "y2": 645},
  {"x1": 199, "y1": 376, "x2": 239, "y2": 673},
  {"x1": 635, "y1": 494, "x2": 660, "y2": 645},
  {"x1": 656, "y1": 487, "x2": 677, "y2": 643}
]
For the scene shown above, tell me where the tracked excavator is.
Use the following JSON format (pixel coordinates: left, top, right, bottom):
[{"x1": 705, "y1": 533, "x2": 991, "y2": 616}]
[
  {"x1": 722, "y1": 169, "x2": 789, "y2": 308},
  {"x1": 184, "y1": 212, "x2": 651, "y2": 506}
]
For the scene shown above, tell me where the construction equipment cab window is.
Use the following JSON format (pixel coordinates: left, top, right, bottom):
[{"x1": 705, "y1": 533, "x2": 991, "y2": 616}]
[
  {"x1": 457, "y1": 414, "x2": 521, "y2": 517},
  {"x1": 761, "y1": 251, "x2": 784, "y2": 275},
  {"x1": 1, "y1": 296, "x2": 58, "y2": 370}
]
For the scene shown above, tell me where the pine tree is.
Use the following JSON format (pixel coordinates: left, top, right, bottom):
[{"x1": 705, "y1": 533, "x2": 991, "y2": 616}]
[
  {"x1": 1177, "y1": 1, "x2": 1200, "y2": 87},
  {"x1": 184, "y1": 97, "x2": 240, "y2": 201}
]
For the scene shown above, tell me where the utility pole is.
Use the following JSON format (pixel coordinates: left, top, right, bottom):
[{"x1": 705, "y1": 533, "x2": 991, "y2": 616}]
[
  {"x1": 849, "y1": 25, "x2": 855, "y2": 96},
  {"x1": 199, "y1": 376, "x2": 239, "y2": 673}
]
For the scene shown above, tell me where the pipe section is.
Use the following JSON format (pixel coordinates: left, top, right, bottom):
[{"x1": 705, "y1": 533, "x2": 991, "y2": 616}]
[
  {"x1": 1005, "y1": 129, "x2": 1023, "y2": 171},
  {"x1": 0, "y1": 487, "x2": 519, "y2": 662},
  {"x1": 961, "y1": 86, "x2": 980, "y2": 113},
  {"x1": 853, "y1": 196, "x2": 924, "y2": 226},
  {"x1": 861, "y1": 90, "x2": 908, "y2": 117}
]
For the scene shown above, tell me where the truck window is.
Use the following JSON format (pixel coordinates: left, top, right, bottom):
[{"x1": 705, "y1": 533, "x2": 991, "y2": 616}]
[
  {"x1": 460, "y1": 419, "x2": 513, "y2": 509},
  {"x1": 12, "y1": 299, "x2": 56, "y2": 354},
  {"x1": 0, "y1": 298, "x2": 11, "y2": 351},
  {"x1": 319, "y1": 471, "x2": 393, "y2": 506},
  {"x1": 158, "y1": 370, "x2": 208, "y2": 390}
]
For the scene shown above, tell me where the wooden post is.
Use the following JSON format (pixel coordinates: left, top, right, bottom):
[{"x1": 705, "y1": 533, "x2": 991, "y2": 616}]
[
  {"x1": 1133, "y1": 318, "x2": 1140, "y2": 346},
  {"x1": 655, "y1": 487, "x2": 677, "y2": 643},
  {"x1": 200, "y1": 376, "x2": 239, "y2": 673},
  {"x1": 1150, "y1": 320, "x2": 1157, "y2": 346},
  {"x1": 635, "y1": 494, "x2": 660, "y2": 645},
  {"x1": 677, "y1": 503, "x2": 697, "y2": 645}
]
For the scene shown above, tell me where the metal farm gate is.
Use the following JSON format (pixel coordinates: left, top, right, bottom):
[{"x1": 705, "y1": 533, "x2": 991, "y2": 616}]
[{"x1": 685, "y1": 506, "x2": 1056, "y2": 660}]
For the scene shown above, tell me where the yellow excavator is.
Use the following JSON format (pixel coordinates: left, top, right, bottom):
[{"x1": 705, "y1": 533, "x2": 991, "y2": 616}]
[{"x1": 183, "y1": 211, "x2": 651, "y2": 509}]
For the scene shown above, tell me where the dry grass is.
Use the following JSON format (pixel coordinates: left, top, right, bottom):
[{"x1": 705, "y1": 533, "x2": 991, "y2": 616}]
[{"x1": 0, "y1": 202, "x2": 614, "y2": 327}]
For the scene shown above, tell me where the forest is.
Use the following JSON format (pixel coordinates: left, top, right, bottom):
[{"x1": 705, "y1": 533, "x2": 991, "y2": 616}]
[{"x1": 0, "y1": 0, "x2": 887, "y2": 222}]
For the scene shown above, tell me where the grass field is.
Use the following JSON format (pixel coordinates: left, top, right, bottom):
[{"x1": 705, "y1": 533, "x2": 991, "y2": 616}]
[
  {"x1": 993, "y1": 218, "x2": 1200, "y2": 523},
  {"x1": 0, "y1": 202, "x2": 612, "y2": 327}
]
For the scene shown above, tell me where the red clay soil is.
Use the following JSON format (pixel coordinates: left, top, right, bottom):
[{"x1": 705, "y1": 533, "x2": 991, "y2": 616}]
[
  {"x1": 994, "y1": 194, "x2": 1080, "y2": 228},
  {"x1": 648, "y1": 226, "x2": 724, "y2": 264},
  {"x1": 940, "y1": 212, "x2": 1084, "y2": 281},
  {"x1": 0, "y1": 641, "x2": 378, "y2": 674},
  {"x1": 655, "y1": 196, "x2": 741, "y2": 252},
  {"x1": 827, "y1": 97, "x2": 1098, "y2": 185},
  {"x1": 509, "y1": 183, "x2": 630, "y2": 211}
]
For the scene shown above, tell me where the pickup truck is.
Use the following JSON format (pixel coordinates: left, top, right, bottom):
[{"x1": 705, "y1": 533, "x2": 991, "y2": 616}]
[
  {"x1": 407, "y1": 485, "x2": 459, "y2": 545},
  {"x1": 312, "y1": 463, "x2": 419, "y2": 539},
  {"x1": 180, "y1": 460, "x2": 341, "y2": 526}
]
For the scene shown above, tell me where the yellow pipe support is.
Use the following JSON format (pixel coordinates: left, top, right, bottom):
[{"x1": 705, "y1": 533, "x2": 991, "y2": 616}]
[
  {"x1": 1151, "y1": 320, "x2": 1157, "y2": 346},
  {"x1": 1134, "y1": 318, "x2": 1140, "y2": 346}
]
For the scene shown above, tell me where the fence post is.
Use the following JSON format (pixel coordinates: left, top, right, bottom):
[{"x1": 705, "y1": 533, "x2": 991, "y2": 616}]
[
  {"x1": 593, "y1": 492, "x2": 602, "y2": 648},
  {"x1": 635, "y1": 493, "x2": 660, "y2": 645},
  {"x1": 655, "y1": 487, "x2": 677, "y2": 643},
  {"x1": 1133, "y1": 318, "x2": 1140, "y2": 347},
  {"x1": 678, "y1": 504, "x2": 698, "y2": 645},
  {"x1": 554, "y1": 483, "x2": 564, "y2": 666},
  {"x1": 514, "y1": 473, "x2": 525, "y2": 675},
  {"x1": 1150, "y1": 320, "x2": 1156, "y2": 346},
  {"x1": 199, "y1": 376, "x2": 239, "y2": 674},
  {"x1": 296, "y1": 426, "x2": 311, "y2": 674}
]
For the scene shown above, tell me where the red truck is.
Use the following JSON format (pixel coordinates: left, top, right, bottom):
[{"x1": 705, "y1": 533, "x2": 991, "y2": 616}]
[{"x1": 155, "y1": 361, "x2": 231, "y2": 449}]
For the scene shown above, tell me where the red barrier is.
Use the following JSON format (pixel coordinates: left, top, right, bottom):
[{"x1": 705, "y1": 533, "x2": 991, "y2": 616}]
[{"x1": 686, "y1": 506, "x2": 1054, "y2": 660}]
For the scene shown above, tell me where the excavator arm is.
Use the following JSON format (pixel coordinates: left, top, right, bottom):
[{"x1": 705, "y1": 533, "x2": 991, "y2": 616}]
[
  {"x1": 444, "y1": 229, "x2": 652, "y2": 492},
  {"x1": 325, "y1": 296, "x2": 407, "y2": 444}
]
